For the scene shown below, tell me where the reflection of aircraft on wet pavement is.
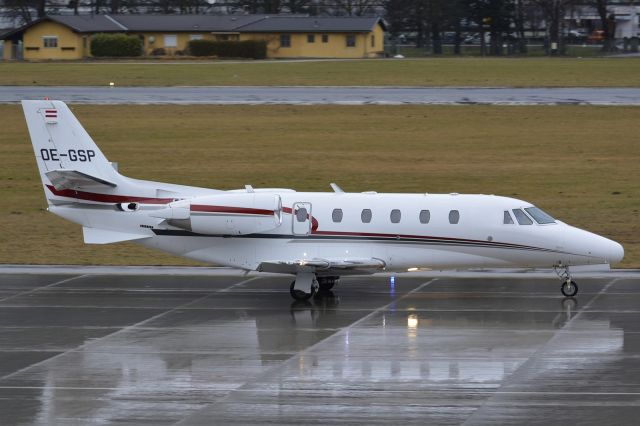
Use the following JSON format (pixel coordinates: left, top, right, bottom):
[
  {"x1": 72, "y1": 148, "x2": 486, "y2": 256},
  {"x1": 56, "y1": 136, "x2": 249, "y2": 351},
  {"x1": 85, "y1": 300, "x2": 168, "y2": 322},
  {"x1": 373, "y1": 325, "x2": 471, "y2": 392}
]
[
  {"x1": 24, "y1": 100, "x2": 623, "y2": 300},
  {"x1": 21, "y1": 294, "x2": 634, "y2": 425}
]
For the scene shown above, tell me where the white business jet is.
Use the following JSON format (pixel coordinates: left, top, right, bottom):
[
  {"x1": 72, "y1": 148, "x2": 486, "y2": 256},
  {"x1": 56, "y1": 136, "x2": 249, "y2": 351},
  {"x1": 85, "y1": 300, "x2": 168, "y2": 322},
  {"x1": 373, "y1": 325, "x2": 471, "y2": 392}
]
[{"x1": 23, "y1": 100, "x2": 624, "y2": 300}]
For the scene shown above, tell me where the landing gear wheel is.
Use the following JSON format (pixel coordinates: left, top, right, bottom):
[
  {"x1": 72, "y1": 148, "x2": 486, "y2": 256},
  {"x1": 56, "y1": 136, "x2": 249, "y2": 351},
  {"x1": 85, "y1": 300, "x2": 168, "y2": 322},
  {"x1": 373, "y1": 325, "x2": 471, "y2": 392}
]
[
  {"x1": 561, "y1": 280, "x2": 578, "y2": 297},
  {"x1": 318, "y1": 277, "x2": 338, "y2": 292},
  {"x1": 289, "y1": 280, "x2": 318, "y2": 301}
]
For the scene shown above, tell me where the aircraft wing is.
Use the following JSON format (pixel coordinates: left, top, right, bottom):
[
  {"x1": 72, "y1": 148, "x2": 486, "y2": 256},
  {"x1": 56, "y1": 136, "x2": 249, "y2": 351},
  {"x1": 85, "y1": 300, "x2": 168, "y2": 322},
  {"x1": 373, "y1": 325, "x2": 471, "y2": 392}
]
[
  {"x1": 46, "y1": 169, "x2": 117, "y2": 191},
  {"x1": 257, "y1": 257, "x2": 386, "y2": 275}
]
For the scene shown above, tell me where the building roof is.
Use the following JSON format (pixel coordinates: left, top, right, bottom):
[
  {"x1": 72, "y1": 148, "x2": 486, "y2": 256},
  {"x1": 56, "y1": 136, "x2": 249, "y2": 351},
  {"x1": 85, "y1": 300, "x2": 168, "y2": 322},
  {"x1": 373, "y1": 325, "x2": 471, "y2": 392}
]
[
  {"x1": 1, "y1": 14, "x2": 385, "y2": 40},
  {"x1": 51, "y1": 15, "x2": 126, "y2": 32},
  {"x1": 112, "y1": 14, "x2": 266, "y2": 32},
  {"x1": 237, "y1": 16, "x2": 386, "y2": 33}
]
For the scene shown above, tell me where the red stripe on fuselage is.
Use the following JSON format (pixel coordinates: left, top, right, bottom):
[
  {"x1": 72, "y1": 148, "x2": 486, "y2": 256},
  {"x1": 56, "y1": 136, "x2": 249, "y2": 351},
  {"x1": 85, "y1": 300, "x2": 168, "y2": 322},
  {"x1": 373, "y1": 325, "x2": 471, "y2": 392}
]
[
  {"x1": 46, "y1": 185, "x2": 174, "y2": 204},
  {"x1": 311, "y1": 229, "x2": 537, "y2": 250},
  {"x1": 191, "y1": 205, "x2": 274, "y2": 216}
]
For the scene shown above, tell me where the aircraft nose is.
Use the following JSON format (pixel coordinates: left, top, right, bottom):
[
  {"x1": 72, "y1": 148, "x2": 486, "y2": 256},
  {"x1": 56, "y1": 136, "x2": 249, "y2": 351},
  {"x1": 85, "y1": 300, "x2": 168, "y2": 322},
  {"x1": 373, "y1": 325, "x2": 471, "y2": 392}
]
[
  {"x1": 590, "y1": 234, "x2": 624, "y2": 264},
  {"x1": 607, "y1": 239, "x2": 625, "y2": 264}
]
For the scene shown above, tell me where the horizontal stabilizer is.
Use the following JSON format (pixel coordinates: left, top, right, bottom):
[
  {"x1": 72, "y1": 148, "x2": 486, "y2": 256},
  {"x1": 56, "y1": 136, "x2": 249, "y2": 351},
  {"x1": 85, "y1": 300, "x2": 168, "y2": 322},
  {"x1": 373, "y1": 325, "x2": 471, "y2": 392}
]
[
  {"x1": 46, "y1": 169, "x2": 117, "y2": 191},
  {"x1": 83, "y1": 227, "x2": 150, "y2": 244}
]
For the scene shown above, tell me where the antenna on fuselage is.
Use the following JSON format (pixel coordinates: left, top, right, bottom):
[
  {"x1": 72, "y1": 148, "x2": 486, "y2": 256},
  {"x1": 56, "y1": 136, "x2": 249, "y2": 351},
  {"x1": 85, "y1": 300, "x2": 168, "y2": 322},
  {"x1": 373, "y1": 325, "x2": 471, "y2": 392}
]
[{"x1": 330, "y1": 183, "x2": 344, "y2": 193}]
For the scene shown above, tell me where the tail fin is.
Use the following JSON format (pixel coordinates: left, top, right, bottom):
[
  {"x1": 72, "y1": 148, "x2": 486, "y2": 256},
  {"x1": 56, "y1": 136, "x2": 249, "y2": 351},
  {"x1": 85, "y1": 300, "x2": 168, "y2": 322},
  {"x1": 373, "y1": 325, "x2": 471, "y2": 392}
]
[{"x1": 22, "y1": 100, "x2": 122, "y2": 203}]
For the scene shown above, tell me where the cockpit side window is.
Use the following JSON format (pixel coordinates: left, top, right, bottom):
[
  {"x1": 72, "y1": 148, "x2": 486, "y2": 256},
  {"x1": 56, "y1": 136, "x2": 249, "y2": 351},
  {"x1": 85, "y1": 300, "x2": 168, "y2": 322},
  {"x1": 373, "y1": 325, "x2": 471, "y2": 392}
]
[
  {"x1": 503, "y1": 210, "x2": 514, "y2": 224},
  {"x1": 525, "y1": 207, "x2": 556, "y2": 224},
  {"x1": 512, "y1": 209, "x2": 533, "y2": 225}
]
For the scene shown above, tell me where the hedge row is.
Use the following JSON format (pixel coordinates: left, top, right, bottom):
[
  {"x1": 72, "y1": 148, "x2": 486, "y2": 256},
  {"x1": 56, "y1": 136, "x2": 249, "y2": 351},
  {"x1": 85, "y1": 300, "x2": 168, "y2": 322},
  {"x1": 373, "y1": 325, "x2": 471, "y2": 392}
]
[
  {"x1": 188, "y1": 40, "x2": 267, "y2": 59},
  {"x1": 91, "y1": 33, "x2": 143, "y2": 57}
]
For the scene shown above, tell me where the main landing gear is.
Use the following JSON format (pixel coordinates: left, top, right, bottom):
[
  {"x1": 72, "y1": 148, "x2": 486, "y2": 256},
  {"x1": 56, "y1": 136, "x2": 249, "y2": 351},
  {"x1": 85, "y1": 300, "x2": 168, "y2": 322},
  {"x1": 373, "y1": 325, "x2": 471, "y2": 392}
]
[
  {"x1": 555, "y1": 265, "x2": 578, "y2": 297},
  {"x1": 289, "y1": 273, "x2": 340, "y2": 301}
]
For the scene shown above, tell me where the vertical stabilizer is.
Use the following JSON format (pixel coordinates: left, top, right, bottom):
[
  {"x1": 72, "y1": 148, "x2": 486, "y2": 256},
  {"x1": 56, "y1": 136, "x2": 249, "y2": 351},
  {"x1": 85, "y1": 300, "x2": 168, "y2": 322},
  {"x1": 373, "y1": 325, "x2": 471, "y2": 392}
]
[{"x1": 22, "y1": 100, "x2": 122, "y2": 203}]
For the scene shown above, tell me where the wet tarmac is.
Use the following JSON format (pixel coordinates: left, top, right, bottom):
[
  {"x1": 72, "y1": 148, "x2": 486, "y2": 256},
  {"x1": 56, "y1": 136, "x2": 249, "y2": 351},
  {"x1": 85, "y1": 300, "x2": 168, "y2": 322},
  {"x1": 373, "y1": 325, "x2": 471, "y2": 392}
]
[
  {"x1": 1, "y1": 270, "x2": 640, "y2": 425},
  {"x1": 2, "y1": 86, "x2": 640, "y2": 105}
]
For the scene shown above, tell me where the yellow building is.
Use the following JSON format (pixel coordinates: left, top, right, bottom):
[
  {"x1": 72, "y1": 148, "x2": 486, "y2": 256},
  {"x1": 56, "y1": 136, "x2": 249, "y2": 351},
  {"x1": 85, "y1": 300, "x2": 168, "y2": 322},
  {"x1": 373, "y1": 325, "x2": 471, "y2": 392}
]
[{"x1": 1, "y1": 14, "x2": 386, "y2": 60}]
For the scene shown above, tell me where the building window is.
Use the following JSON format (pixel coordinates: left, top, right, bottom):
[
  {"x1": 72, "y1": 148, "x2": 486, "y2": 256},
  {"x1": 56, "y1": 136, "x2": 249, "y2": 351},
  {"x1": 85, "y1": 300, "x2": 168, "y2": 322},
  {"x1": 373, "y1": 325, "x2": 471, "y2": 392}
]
[
  {"x1": 361, "y1": 209, "x2": 372, "y2": 223},
  {"x1": 190, "y1": 34, "x2": 203, "y2": 41},
  {"x1": 43, "y1": 36, "x2": 58, "y2": 48},
  {"x1": 390, "y1": 209, "x2": 401, "y2": 224},
  {"x1": 419, "y1": 210, "x2": 430, "y2": 224},
  {"x1": 164, "y1": 35, "x2": 178, "y2": 48},
  {"x1": 449, "y1": 210, "x2": 460, "y2": 224},
  {"x1": 371, "y1": 35, "x2": 375, "y2": 47},
  {"x1": 307, "y1": 34, "x2": 315, "y2": 43},
  {"x1": 280, "y1": 34, "x2": 291, "y2": 48},
  {"x1": 346, "y1": 35, "x2": 356, "y2": 47},
  {"x1": 322, "y1": 34, "x2": 329, "y2": 43},
  {"x1": 332, "y1": 208, "x2": 343, "y2": 223}
]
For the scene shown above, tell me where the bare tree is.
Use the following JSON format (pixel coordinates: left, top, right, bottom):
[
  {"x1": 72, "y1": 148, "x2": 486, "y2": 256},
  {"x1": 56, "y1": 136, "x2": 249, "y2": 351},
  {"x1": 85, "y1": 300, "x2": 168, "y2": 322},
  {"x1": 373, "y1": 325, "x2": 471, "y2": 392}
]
[
  {"x1": 589, "y1": 0, "x2": 616, "y2": 52},
  {"x1": 533, "y1": 0, "x2": 575, "y2": 55},
  {"x1": 332, "y1": 0, "x2": 377, "y2": 16}
]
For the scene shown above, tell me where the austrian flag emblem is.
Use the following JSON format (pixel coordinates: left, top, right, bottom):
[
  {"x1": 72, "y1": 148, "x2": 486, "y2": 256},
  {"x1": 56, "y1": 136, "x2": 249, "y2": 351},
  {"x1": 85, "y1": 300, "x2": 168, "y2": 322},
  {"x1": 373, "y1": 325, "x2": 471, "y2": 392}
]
[{"x1": 44, "y1": 109, "x2": 58, "y2": 124}]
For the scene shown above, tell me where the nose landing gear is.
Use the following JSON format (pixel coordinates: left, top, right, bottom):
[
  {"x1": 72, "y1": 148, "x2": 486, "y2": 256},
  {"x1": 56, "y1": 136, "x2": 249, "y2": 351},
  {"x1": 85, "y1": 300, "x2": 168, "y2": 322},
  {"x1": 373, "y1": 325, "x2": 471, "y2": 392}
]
[
  {"x1": 561, "y1": 279, "x2": 578, "y2": 297},
  {"x1": 555, "y1": 264, "x2": 578, "y2": 297}
]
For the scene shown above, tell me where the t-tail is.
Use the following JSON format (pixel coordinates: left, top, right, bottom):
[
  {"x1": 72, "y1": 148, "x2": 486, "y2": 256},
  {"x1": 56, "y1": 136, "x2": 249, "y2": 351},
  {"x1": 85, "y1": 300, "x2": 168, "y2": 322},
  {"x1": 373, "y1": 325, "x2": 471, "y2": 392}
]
[
  {"x1": 22, "y1": 100, "x2": 124, "y2": 206},
  {"x1": 22, "y1": 100, "x2": 218, "y2": 244}
]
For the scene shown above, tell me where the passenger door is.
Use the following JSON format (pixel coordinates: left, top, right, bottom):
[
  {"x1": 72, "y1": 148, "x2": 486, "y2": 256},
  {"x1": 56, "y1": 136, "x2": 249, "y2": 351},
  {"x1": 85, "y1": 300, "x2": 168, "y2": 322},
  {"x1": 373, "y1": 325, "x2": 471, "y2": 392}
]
[{"x1": 292, "y1": 202, "x2": 312, "y2": 236}]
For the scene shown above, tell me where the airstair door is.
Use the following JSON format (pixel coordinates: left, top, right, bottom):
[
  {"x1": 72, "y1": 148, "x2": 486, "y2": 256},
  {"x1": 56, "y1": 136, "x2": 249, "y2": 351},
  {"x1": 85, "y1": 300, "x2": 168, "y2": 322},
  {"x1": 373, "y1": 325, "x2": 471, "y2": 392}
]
[{"x1": 292, "y1": 202, "x2": 312, "y2": 236}]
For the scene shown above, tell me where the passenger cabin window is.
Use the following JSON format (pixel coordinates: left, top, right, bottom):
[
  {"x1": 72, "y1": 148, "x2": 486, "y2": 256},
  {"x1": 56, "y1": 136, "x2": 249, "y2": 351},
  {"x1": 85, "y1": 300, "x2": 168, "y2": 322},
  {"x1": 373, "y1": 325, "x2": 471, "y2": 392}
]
[
  {"x1": 525, "y1": 207, "x2": 556, "y2": 224},
  {"x1": 361, "y1": 209, "x2": 372, "y2": 223},
  {"x1": 332, "y1": 208, "x2": 343, "y2": 223},
  {"x1": 419, "y1": 210, "x2": 430, "y2": 224},
  {"x1": 503, "y1": 211, "x2": 514, "y2": 224},
  {"x1": 449, "y1": 210, "x2": 460, "y2": 224},
  {"x1": 390, "y1": 209, "x2": 401, "y2": 223},
  {"x1": 295, "y1": 207, "x2": 307, "y2": 222},
  {"x1": 512, "y1": 209, "x2": 533, "y2": 225}
]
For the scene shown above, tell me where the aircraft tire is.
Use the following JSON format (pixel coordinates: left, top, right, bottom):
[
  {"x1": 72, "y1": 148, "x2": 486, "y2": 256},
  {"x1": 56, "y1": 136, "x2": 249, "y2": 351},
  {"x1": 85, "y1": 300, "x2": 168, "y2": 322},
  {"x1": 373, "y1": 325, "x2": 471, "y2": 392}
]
[
  {"x1": 561, "y1": 280, "x2": 578, "y2": 297},
  {"x1": 318, "y1": 277, "x2": 338, "y2": 291}
]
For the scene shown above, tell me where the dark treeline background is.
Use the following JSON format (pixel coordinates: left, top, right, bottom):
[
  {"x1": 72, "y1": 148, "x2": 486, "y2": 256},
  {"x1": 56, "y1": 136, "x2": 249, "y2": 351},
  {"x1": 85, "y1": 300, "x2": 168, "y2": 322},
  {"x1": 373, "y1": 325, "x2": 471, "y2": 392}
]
[{"x1": 0, "y1": 0, "x2": 620, "y2": 53}]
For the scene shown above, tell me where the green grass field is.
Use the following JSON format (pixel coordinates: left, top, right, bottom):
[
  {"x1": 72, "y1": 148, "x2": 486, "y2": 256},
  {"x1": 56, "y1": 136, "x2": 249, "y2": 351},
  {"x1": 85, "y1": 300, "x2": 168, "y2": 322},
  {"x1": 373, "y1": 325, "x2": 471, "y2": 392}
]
[
  {"x1": 1, "y1": 57, "x2": 640, "y2": 87},
  {"x1": 1, "y1": 104, "x2": 638, "y2": 267}
]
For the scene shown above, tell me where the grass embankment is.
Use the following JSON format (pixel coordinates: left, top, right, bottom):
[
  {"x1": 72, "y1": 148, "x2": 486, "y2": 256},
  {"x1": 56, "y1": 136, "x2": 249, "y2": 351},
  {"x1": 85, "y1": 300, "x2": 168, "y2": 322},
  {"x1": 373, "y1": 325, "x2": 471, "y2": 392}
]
[
  {"x1": 1, "y1": 104, "x2": 638, "y2": 267},
  {"x1": 1, "y1": 57, "x2": 640, "y2": 87}
]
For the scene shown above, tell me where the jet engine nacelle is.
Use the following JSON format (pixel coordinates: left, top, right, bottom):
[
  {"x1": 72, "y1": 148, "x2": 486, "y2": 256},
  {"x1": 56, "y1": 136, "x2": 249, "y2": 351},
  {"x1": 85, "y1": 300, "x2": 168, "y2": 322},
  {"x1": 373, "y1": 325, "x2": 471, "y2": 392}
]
[{"x1": 152, "y1": 193, "x2": 282, "y2": 235}]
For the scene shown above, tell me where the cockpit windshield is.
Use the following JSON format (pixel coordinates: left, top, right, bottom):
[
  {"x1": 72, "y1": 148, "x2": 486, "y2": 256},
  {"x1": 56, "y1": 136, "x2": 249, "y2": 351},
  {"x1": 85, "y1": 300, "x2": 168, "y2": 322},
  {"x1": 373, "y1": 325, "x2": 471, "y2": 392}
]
[
  {"x1": 524, "y1": 207, "x2": 556, "y2": 224},
  {"x1": 512, "y1": 209, "x2": 533, "y2": 225}
]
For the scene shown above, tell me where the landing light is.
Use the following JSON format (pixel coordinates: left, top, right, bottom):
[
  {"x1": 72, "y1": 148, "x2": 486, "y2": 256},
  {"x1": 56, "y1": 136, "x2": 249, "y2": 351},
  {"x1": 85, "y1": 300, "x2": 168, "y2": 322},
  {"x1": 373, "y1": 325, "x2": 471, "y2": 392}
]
[{"x1": 407, "y1": 314, "x2": 418, "y2": 329}]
